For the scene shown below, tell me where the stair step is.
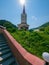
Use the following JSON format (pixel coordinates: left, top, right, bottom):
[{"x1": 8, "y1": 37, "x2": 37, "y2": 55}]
[
  {"x1": 0, "y1": 53, "x2": 12, "y2": 62},
  {"x1": 0, "y1": 42, "x2": 6, "y2": 44},
  {"x1": 0, "y1": 42, "x2": 7, "y2": 45},
  {"x1": 0, "y1": 57, "x2": 16, "y2": 65},
  {"x1": 0, "y1": 49, "x2": 10, "y2": 56},
  {"x1": 0, "y1": 41, "x2": 6, "y2": 44},
  {"x1": 0, "y1": 39, "x2": 7, "y2": 41},
  {"x1": 0, "y1": 44, "x2": 7, "y2": 47},
  {"x1": 0, "y1": 46, "x2": 9, "y2": 51},
  {"x1": 0, "y1": 39, "x2": 6, "y2": 41}
]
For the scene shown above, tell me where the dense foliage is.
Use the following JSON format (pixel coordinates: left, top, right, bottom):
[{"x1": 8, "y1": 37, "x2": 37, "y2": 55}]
[
  {"x1": 10, "y1": 30, "x2": 49, "y2": 58},
  {"x1": 0, "y1": 20, "x2": 49, "y2": 59}
]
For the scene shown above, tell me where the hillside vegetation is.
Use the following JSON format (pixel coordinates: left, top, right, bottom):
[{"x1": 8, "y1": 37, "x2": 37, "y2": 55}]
[
  {"x1": 0, "y1": 20, "x2": 49, "y2": 59},
  {"x1": 0, "y1": 20, "x2": 17, "y2": 32}
]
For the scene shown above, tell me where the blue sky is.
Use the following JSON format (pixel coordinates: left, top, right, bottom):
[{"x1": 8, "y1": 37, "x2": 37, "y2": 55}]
[{"x1": 0, "y1": 0, "x2": 49, "y2": 29}]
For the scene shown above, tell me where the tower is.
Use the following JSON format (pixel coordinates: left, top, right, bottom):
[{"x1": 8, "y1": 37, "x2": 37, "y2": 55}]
[{"x1": 18, "y1": 5, "x2": 29, "y2": 30}]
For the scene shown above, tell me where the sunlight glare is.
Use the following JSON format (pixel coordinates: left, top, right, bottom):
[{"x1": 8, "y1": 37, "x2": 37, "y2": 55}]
[{"x1": 20, "y1": 0, "x2": 25, "y2": 6}]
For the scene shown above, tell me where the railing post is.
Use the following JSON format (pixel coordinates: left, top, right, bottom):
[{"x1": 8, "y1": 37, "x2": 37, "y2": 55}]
[{"x1": 42, "y1": 52, "x2": 49, "y2": 65}]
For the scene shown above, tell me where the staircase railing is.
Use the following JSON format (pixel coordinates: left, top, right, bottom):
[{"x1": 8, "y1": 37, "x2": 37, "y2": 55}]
[{"x1": 0, "y1": 27, "x2": 45, "y2": 65}]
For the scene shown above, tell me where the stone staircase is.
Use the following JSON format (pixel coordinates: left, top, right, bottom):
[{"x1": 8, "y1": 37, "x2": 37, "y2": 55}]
[{"x1": 0, "y1": 34, "x2": 19, "y2": 65}]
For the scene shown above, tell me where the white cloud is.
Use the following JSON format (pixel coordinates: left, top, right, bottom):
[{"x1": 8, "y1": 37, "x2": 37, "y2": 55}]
[{"x1": 32, "y1": 16, "x2": 37, "y2": 21}]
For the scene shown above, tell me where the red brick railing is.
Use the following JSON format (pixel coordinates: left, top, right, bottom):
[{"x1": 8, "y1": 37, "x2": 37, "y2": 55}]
[{"x1": 0, "y1": 28, "x2": 45, "y2": 65}]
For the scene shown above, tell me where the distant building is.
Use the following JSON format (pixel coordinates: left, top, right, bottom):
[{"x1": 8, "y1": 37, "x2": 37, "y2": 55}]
[
  {"x1": 34, "y1": 29, "x2": 40, "y2": 32},
  {"x1": 18, "y1": 5, "x2": 29, "y2": 30}
]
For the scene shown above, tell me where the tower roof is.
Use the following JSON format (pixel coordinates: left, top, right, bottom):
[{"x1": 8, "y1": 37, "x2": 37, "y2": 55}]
[{"x1": 23, "y1": 5, "x2": 25, "y2": 14}]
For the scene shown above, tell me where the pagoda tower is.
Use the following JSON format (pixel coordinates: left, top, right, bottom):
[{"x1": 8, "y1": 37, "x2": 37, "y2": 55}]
[{"x1": 18, "y1": 5, "x2": 29, "y2": 30}]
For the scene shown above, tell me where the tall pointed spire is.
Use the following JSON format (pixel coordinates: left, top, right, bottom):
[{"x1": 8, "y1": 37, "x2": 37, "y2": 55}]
[{"x1": 23, "y1": 5, "x2": 25, "y2": 14}]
